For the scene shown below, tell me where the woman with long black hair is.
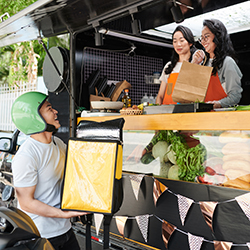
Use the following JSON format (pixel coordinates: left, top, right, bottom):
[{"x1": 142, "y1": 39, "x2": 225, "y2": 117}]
[
  {"x1": 156, "y1": 25, "x2": 203, "y2": 105},
  {"x1": 199, "y1": 19, "x2": 243, "y2": 108}
]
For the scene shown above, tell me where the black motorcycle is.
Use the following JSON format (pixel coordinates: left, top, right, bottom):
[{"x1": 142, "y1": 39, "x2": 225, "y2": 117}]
[{"x1": 0, "y1": 185, "x2": 54, "y2": 250}]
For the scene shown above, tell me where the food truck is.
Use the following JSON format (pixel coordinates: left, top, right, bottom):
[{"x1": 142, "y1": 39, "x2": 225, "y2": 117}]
[{"x1": 0, "y1": 0, "x2": 250, "y2": 249}]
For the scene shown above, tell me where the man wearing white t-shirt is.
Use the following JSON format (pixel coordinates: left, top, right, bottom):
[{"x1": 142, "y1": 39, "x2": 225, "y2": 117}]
[{"x1": 11, "y1": 91, "x2": 87, "y2": 250}]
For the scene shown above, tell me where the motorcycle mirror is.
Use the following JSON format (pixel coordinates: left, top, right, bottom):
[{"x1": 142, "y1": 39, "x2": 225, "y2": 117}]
[
  {"x1": 0, "y1": 138, "x2": 12, "y2": 152},
  {"x1": 0, "y1": 129, "x2": 20, "y2": 154},
  {"x1": 2, "y1": 185, "x2": 15, "y2": 202}
]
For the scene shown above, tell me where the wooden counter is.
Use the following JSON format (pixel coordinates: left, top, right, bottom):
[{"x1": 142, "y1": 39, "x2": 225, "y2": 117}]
[{"x1": 78, "y1": 110, "x2": 250, "y2": 131}]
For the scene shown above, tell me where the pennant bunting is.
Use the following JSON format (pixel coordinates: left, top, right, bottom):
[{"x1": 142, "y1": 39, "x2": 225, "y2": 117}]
[
  {"x1": 135, "y1": 214, "x2": 150, "y2": 242},
  {"x1": 188, "y1": 233, "x2": 204, "y2": 250},
  {"x1": 109, "y1": 175, "x2": 250, "y2": 249},
  {"x1": 153, "y1": 179, "x2": 168, "y2": 206},
  {"x1": 94, "y1": 213, "x2": 104, "y2": 236},
  {"x1": 129, "y1": 174, "x2": 145, "y2": 200},
  {"x1": 235, "y1": 192, "x2": 250, "y2": 221},
  {"x1": 115, "y1": 216, "x2": 128, "y2": 238},
  {"x1": 199, "y1": 201, "x2": 218, "y2": 232},
  {"x1": 213, "y1": 241, "x2": 232, "y2": 250},
  {"x1": 177, "y1": 194, "x2": 194, "y2": 225},
  {"x1": 162, "y1": 220, "x2": 176, "y2": 249}
]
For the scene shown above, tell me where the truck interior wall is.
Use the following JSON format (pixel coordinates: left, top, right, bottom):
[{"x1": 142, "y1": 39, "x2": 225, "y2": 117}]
[
  {"x1": 81, "y1": 47, "x2": 162, "y2": 105},
  {"x1": 231, "y1": 29, "x2": 250, "y2": 105}
]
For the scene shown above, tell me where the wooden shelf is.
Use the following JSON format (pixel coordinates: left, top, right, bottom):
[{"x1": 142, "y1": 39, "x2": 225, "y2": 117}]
[{"x1": 78, "y1": 110, "x2": 250, "y2": 131}]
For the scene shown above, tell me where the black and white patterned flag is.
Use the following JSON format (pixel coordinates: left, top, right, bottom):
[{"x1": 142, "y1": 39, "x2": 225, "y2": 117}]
[
  {"x1": 129, "y1": 174, "x2": 145, "y2": 200},
  {"x1": 177, "y1": 194, "x2": 194, "y2": 225},
  {"x1": 135, "y1": 214, "x2": 150, "y2": 242},
  {"x1": 235, "y1": 192, "x2": 250, "y2": 221},
  {"x1": 188, "y1": 233, "x2": 204, "y2": 250}
]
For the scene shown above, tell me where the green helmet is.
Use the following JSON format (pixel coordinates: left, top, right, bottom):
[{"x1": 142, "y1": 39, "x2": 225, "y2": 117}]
[{"x1": 11, "y1": 91, "x2": 48, "y2": 135}]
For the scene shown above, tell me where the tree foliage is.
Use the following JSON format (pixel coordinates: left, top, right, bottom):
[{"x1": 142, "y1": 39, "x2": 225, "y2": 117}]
[
  {"x1": 0, "y1": 0, "x2": 37, "y2": 19},
  {"x1": 0, "y1": 0, "x2": 38, "y2": 86},
  {"x1": 0, "y1": 0, "x2": 69, "y2": 86}
]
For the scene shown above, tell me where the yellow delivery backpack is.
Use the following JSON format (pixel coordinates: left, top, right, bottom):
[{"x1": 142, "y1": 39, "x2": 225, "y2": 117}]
[{"x1": 61, "y1": 118, "x2": 125, "y2": 249}]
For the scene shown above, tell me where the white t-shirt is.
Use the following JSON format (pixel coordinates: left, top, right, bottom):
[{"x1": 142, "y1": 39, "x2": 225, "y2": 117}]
[
  {"x1": 159, "y1": 62, "x2": 182, "y2": 83},
  {"x1": 12, "y1": 136, "x2": 71, "y2": 238}
]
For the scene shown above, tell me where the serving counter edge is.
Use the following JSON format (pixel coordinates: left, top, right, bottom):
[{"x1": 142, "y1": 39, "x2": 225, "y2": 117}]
[{"x1": 77, "y1": 111, "x2": 250, "y2": 131}]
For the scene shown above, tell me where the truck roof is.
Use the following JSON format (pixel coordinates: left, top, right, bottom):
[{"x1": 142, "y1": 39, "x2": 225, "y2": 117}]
[{"x1": 0, "y1": 0, "x2": 248, "y2": 47}]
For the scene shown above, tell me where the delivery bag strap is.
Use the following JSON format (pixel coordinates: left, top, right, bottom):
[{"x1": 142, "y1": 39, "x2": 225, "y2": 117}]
[
  {"x1": 80, "y1": 213, "x2": 111, "y2": 249},
  {"x1": 80, "y1": 214, "x2": 93, "y2": 250},
  {"x1": 103, "y1": 215, "x2": 112, "y2": 249}
]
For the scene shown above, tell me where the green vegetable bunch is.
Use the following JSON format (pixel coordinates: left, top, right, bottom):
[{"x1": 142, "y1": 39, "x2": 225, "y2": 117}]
[
  {"x1": 151, "y1": 130, "x2": 168, "y2": 145},
  {"x1": 167, "y1": 130, "x2": 206, "y2": 182},
  {"x1": 142, "y1": 130, "x2": 206, "y2": 182},
  {"x1": 179, "y1": 144, "x2": 206, "y2": 181},
  {"x1": 144, "y1": 130, "x2": 168, "y2": 153}
]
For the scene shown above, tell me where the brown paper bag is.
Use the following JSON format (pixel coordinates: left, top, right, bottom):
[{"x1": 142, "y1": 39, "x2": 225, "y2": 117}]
[{"x1": 172, "y1": 61, "x2": 213, "y2": 103}]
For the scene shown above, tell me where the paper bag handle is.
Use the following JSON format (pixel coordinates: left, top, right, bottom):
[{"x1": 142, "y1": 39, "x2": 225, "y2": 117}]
[{"x1": 202, "y1": 53, "x2": 207, "y2": 66}]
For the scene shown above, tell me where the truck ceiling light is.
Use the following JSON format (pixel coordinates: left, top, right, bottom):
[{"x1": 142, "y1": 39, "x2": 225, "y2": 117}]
[
  {"x1": 130, "y1": 13, "x2": 141, "y2": 35},
  {"x1": 98, "y1": 28, "x2": 173, "y2": 48},
  {"x1": 171, "y1": 0, "x2": 184, "y2": 23},
  {"x1": 95, "y1": 30, "x2": 103, "y2": 46}
]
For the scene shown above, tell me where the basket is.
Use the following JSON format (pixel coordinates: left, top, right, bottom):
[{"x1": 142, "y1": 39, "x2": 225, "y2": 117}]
[{"x1": 120, "y1": 109, "x2": 143, "y2": 115}]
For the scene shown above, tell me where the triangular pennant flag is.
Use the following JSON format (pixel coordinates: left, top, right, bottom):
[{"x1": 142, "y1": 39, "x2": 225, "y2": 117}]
[
  {"x1": 153, "y1": 179, "x2": 168, "y2": 206},
  {"x1": 247, "y1": 242, "x2": 250, "y2": 249},
  {"x1": 235, "y1": 193, "x2": 250, "y2": 221},
  {"x1": 115, "y1": 216, "x2": 128, "y2": 238},
  {"x1": 177, "y1": 194, "x2": 194, "y2": 225},
  {"x1": 199, "y1": 201, "x2": 218, "y2": 232},
  {"x1": 213, "y1": 240, "x2": 232, "y2": 250},
  {"x1": 162, "y1": 220, "x2": 176, "y2": 249},
  {"x1": 129, "y1": 174, "x2": 145, "y2": 200},
  {"x1": 94, "y1": 213, "x2": 104, "y2": 236},
  {"x1": 135, "y1": 215, "x2": 150, "y2": 242},
  {"x1": 188, "y1": 233, "x2": 204, "y2": 250}
]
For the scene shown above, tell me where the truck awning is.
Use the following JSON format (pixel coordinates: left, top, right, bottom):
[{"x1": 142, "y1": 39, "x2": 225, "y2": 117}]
[
  {"x1": 0, "y1": 0, "x2": 247, "y2": 47},
  {"x1": 0, "y1": 0, "x2": 172, "y2": 46}
]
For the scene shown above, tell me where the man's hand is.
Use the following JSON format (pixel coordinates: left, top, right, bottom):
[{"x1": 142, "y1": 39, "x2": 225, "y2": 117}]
[{"x1": 59, "y1": 210, "x2": 89, "y2": 219}]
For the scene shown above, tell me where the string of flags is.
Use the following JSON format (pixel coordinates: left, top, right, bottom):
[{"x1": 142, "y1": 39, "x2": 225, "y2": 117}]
[{"x1": 93, "y1": 174, "x2": 250, "y2": 250}]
